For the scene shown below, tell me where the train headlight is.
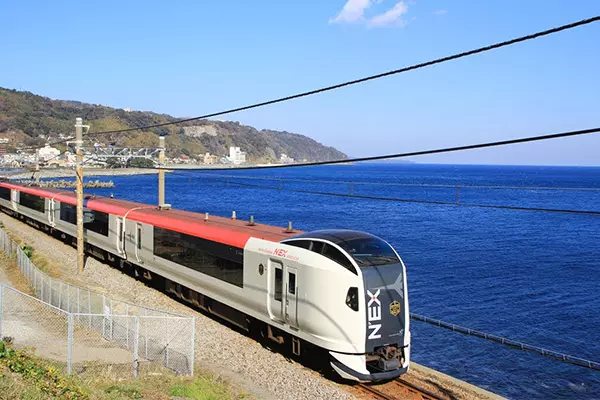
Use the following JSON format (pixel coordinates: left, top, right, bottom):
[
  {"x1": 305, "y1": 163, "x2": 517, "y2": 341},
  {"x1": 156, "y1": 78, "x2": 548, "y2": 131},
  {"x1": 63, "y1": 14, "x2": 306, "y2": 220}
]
[{"x1": 346, "y1": 287, "x2": 358, "y2": 311}]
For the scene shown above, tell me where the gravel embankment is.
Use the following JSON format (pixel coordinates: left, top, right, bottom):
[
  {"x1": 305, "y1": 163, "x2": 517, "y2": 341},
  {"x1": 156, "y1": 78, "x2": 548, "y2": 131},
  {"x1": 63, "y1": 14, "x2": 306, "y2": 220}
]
[{"x1": 0, "y1": 213, "x2": 353, "y2": 400}]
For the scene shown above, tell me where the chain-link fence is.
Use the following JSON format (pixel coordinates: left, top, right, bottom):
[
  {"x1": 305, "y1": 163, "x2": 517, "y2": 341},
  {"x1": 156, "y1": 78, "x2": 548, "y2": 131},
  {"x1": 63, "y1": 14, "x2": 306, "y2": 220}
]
[{"x1": 0, "y1": 227, "x2": 195, "y2": 377}]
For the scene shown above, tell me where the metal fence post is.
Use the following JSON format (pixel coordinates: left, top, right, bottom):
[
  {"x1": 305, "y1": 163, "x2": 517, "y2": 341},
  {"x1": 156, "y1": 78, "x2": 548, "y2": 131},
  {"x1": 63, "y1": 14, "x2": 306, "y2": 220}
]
[
  {"x1": 76, "y1": 287, "x2": 80, "y2": 324},
  {"x1": 87, "y1": 292, "x2": 92, "y2": 328},
  {"x1": 67, "y1": 313, "x2": 74, "y2": 375},
  {"x1": 144, "y1": 310, "x2": 148, "y2": 360},
  {"x1": 165, "y1": 319, "x2": 169, "y2": 369},
  {"x1": 0, "y1": 284, "x2": 4, "y2": 338},
  {"x1": 133, "y1": 316, "x2": 140, "y2": 378},
  {"x1": 126, "y1": 304, "x2": 130, "y2": 349},
  {"x1": 189, "y1": 318, "x2": 195, "y2": 375},
  {"x1": 102, "y1": 294, "x2": 107, "y2": 338},
  {"x1": 110, "y1": 298, "x2": 114, "y2": 340}
]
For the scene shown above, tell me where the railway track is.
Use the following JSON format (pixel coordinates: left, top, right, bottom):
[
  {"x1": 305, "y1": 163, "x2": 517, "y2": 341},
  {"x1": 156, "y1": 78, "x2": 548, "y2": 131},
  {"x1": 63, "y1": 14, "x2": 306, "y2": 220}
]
[{"x1": 356, "y1": 378, "x2": 446, "y2": 400}]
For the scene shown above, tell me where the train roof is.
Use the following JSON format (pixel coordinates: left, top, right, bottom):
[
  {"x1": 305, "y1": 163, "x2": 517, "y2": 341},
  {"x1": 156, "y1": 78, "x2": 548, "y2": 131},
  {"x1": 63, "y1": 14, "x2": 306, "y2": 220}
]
[
  {"x1": 285, "y1": 229, "x2": 382, "y2": 245},
  {"x1": 0, "y1": 182, "x2": 300, "y2": 248}
]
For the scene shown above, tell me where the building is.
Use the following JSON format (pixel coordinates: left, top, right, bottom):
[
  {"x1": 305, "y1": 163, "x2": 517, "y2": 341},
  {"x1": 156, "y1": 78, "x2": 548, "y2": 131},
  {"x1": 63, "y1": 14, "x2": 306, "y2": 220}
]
[
  {"x1": 38, "y1": 144, "x2": 61, "y2": 162},
  {"x1": 228, "y1": 146, "x2": 247, "y2": 165},
  {"x1": 203, "y1": 153, "x2": 219, "y2": 165},
  {"x1": 280, "y1": 153, "x2": 295, "y2": 164}
]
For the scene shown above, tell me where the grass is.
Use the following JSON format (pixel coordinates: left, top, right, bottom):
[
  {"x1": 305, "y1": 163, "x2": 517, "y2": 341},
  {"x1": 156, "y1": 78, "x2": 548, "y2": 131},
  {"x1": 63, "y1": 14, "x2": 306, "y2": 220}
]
[
  {"x1": 0, "y1": 340, "x2": 87, "y2": 399},
  {"x1": 0, "y1": 340, "x2": 243, "y2": 400},
  {"x1": 169, "y1": 375, "x2": 240, "y2": 400}
]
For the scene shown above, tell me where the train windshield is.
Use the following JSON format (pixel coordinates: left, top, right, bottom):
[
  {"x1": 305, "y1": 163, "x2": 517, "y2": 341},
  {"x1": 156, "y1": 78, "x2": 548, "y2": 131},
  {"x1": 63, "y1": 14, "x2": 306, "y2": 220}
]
[{"x1": 340, "y1": 237, "x2": 399, "y2": 267}]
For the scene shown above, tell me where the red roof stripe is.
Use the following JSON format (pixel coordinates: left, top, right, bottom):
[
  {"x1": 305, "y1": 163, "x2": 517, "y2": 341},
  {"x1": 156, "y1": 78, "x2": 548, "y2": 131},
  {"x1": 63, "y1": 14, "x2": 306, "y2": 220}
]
[{"x1": 0, "y1": 182, "x2": 301, "y2": 248}]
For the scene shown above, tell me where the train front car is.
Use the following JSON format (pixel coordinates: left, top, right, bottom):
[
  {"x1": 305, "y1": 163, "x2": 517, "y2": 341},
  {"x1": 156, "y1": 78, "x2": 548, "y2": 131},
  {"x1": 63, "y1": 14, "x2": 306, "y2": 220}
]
[{"x1": 282, "y1": 230, "x2": 410, "y2": 381}]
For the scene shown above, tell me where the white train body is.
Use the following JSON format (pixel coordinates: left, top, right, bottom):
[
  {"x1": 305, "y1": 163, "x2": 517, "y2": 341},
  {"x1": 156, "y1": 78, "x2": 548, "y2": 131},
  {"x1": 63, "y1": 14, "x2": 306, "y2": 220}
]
[{"x1": 0, "y1": 183, "x2": 410, "y2": 380}]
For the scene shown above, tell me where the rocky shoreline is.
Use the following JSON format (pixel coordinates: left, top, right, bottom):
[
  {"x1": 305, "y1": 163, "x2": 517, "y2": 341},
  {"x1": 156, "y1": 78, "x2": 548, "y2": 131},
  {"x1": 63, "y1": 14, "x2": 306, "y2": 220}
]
[{"x1": 2, "y1": 167, "x2": 159, "y2": 181}]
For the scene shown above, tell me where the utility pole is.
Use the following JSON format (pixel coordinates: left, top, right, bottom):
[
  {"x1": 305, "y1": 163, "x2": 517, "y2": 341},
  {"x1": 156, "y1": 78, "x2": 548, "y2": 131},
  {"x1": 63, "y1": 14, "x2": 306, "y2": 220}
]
[
  {"x1": 158, "y1": 136, "x2": 166, "y2": 207},
  {"x1": 35, "y1": 149, "x2": 40, "y2": 185},
  {"x1": 75, "y1": 118, "x2": 85, "y2": 274}
]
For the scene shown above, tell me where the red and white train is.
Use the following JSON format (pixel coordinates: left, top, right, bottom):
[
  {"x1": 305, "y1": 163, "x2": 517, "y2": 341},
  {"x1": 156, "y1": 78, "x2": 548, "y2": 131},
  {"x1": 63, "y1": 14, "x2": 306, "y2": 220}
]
[{"x1": 0, "y1": 181, "x2": 410, "y2": 381}]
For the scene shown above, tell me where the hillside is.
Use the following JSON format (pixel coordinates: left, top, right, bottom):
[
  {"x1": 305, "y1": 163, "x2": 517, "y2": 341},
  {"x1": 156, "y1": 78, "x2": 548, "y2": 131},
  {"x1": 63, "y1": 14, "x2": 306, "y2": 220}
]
[{"x1": 0, "y1": 88, "x2": 347, "y2": 163}]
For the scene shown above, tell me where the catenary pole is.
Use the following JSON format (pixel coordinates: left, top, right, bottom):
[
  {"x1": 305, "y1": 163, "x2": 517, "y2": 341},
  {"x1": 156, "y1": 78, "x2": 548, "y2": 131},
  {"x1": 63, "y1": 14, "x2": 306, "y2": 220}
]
[
  {"x1": 158, "y1": 136, "x2": 165, "y2": 207},
  {"x1": 35, "y1": 149, "x2": 40, "y2": 185},
  {"x1": 75, "y1": 118, "x2": 85, "y2": 274}
]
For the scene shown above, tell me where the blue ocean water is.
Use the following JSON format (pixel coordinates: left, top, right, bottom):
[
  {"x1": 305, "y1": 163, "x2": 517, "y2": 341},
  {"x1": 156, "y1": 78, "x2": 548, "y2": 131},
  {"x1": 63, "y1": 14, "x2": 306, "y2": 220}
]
[{"x1": 81, "y1": 164, "x2": 600, "y2": 399}]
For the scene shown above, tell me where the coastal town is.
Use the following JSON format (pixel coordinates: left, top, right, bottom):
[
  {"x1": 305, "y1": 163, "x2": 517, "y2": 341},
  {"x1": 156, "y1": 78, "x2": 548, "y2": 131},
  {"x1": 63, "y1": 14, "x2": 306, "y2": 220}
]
[{"x1": 0, "y1": 136, "x2": 297, "y2": 170}]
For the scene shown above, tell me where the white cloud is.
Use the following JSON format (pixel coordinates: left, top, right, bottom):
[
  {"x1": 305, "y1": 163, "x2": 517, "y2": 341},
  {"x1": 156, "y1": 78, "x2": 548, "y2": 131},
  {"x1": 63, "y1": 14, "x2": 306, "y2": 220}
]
[
  {"x1": 369, "y1": 1, "x2": 409, "y2": 27},
  {"x1": 329, "y1": 0, "x2": 373, "y2": 24},
  {"x1": 433, "y1": 9, "x2": 448, "y2": 15}
]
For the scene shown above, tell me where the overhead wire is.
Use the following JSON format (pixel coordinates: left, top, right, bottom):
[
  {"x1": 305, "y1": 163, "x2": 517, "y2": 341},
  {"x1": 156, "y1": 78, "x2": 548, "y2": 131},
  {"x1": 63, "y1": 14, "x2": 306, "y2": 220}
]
[
  {"x1": 151, "y1": 126, "x2": 600, "y2": 171},
  {"x1": 183, "y1": 172, "x2": 600, "y2": 192},
  {"x1": 197, "y1": 176, "x2": 600, "y2": 216},
  {"x1": 25, "y1": 15, "x2": 598, "y2": 143}
]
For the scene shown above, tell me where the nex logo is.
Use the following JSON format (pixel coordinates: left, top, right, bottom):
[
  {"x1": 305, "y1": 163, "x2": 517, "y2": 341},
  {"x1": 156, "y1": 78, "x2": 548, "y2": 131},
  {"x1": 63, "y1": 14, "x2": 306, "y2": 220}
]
[
  {"x1": 273, "y1": 248, "x2": 288, "y2": 257},
  {"x1": 367, "y1": 289, "x2": 382, "y2": 340}
]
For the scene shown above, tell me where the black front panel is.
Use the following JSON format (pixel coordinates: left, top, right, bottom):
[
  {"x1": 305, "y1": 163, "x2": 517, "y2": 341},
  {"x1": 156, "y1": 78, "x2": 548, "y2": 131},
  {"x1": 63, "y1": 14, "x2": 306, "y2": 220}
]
[
  {"x1": 19, "y1": 192, "x2": 45, "y2": 213},
  {"x1": 153, "y1": 226, "x2": 243, "y2": 288},
  {"x1": 0, "y1": 187, "x2": 11, "y2": 200},
  {"x1": 59, "y1": 203, "x2": 109, "y2": 236},
  {"x1": 362, "y1": 263, "x2": 406, "y2": 353}
]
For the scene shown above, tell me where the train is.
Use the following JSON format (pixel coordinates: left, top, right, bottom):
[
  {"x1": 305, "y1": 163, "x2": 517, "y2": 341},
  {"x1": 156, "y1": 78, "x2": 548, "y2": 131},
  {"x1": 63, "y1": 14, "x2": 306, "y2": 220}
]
[{"x1": 0, "y1": 181, "x2": 410, "y2": 381}]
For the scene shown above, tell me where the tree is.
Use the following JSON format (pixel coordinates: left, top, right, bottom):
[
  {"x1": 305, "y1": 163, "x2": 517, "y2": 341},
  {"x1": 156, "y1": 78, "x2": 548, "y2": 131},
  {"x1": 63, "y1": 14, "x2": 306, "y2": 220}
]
[
  {"x1": 128, "y1": 157, "x2": 155, "y2": 168},
  {"x1": 152, "y1": 127, "x2": 169, "y2": 136},
  {"x1": 105, "y1": 157, "x2": 123, "y2": 169}
]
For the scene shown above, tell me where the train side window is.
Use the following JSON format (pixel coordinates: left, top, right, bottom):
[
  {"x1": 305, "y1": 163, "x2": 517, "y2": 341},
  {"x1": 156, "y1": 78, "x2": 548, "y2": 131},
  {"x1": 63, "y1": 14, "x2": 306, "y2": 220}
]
[
  {"x1": 19, "y1": 192, "x2": 45, "y2": 213},
  {"x1": 274, "y1": 267, "x2": 283, "y2": 302},
  {"x1": 288, "y1": 272, "x2": 296, "y2": 295},
  {"x1": 0, "y1": 187, "x2": 11, "y2": 200},
  {"x1": 285, "y1": 240, "x2": 311, "y2": 249},
  {"x1": 321, "y1": 243, "x2": 357, "y2": 275}
]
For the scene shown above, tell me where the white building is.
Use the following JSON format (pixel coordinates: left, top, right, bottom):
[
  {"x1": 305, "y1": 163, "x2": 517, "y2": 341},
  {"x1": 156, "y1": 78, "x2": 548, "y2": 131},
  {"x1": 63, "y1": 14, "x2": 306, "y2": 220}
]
[
  {"x1": 228, "y1": 146, "x2": 247, "y2": 165},
  {"x1": 38, "y1": 144, "x2": 61, "y2": 162},
  {"x1": 280, "y1": 153, "x2": 294, "y2": 164}
]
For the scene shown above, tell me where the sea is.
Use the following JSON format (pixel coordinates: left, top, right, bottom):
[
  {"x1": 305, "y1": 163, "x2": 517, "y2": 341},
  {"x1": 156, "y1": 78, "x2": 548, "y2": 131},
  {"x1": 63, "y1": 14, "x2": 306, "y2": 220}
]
[{"x1": 79, "y1": 163, "x2": 600, "y2": 399}]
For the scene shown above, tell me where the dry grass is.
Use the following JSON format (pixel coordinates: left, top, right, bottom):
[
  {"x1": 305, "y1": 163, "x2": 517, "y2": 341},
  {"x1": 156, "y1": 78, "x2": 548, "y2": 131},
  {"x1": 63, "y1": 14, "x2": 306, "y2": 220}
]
[
  {"x1": 2, "y1": 225, "x2": 69, "y2": 283},
  {"x1": 0, "y1": 251, "x2": 33, "y2": 294}
]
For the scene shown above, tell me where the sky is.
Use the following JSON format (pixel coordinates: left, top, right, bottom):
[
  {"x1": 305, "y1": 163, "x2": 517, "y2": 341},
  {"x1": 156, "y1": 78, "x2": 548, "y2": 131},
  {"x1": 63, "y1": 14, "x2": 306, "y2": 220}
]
[{"x1": 1, "y1": 1, "x2": 599, "y2": 165}]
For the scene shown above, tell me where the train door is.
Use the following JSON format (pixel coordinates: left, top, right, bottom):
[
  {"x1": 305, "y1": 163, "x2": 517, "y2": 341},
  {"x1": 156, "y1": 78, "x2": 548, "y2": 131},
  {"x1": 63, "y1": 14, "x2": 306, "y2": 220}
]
[
  {"x1": 116, "y1": 217, "x2": 125, "y2": 256},
  {"x1": 268, "y1": 259, "x2": 284, "y2": 322},
  {"x1": 134, "y1": 223, "x2": 143, "y2": 263},
  {"x1": 285, "y1": 266, "x2": 298, "y2": 328},
  {"x1": 48, "y1": 199, "x2": 55, "y2": 226}
]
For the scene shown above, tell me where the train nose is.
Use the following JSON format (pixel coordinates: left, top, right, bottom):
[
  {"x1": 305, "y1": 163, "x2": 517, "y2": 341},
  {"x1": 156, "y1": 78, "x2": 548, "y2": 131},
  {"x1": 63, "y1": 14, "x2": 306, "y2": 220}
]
[{"x1": 362, "y1": 263, "x2": 407, "y2": 352}]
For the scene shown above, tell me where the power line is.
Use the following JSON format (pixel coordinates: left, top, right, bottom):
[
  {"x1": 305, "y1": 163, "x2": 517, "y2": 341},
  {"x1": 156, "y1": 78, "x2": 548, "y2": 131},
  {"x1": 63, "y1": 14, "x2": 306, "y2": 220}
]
[
  {"x1": 196, "y1": 176, "x2": 600, "y2": 216},
  {"x1": 155, "y1": 126, "x2": 600, "y2": 171},
  {"x1": 411, "y1": 313, "x2": 600, "y2": 371},
  {"x1": 78, "y1": 16, "x2": 599, "y2": 137},
  {"x1": 185, "y1": 172, "x2": 600, "y2": 192},
  {"x1": 13, "y1": 16, "x2": 600, "y2": 154}
]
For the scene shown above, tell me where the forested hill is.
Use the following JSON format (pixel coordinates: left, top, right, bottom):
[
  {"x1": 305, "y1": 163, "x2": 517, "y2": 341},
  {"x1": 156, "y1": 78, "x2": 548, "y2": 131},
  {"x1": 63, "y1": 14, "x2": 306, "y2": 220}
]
[{"x1": 0, "y1": 87, "x2": 347, "y2": 163}]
